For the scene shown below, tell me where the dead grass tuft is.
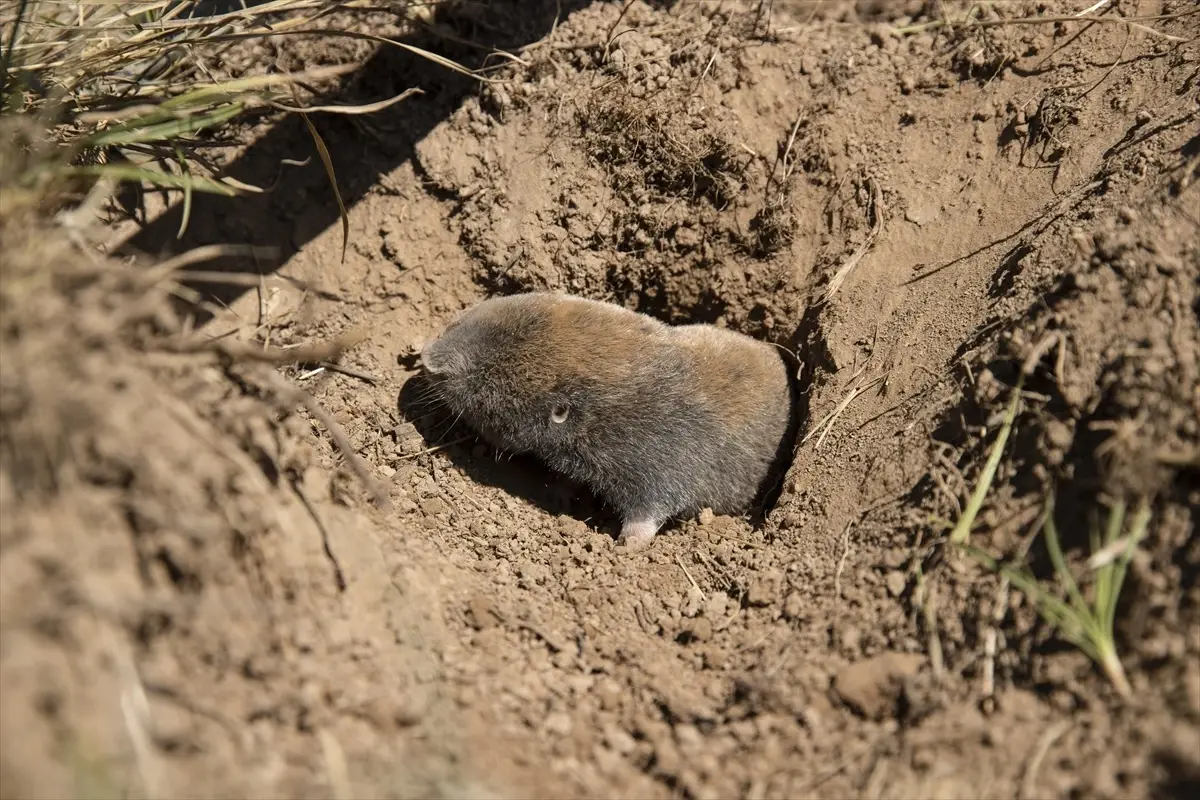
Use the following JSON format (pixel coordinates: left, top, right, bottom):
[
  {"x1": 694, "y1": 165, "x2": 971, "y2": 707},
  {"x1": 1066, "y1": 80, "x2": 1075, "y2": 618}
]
[
  {"x1": 1018, "y1": 86, "x2": 1083, "y2": 170},
  {"x1": 948, "y1": 26, "x2": 1012, "y2": 83},
  {"x1": 748, "y1": 202, "x2": 795, "y2": 257},
  {"x1": 1, "y1": 1, "x2": 462, "y2": 224},
  {"x1": 579, "y1": 87, "x2": 743, "y2": 206}
]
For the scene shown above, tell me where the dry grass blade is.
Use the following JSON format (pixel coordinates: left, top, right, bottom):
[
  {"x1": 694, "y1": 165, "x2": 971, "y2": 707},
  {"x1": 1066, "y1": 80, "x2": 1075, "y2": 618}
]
[
  {"x1": 106, "y1": 626, "x2": 163, "y2": 800},
  {"x1": 1020, "y1": 720, "x2": 1073, "y2": 800},
  {"x1": 257, "y1": 367, "x2": 391, "y2": 511},
  {"x1": 136, "y1": 245, "x2": 350, "y2": 311},
  {"x1": 199, "y1": 27, "x2": 491, "y2": 82},
  {"x1": 165, "y1": 326, "x2": 370, "y2": 365},
  {"x1": 801, "y1": 372, "x2": 888, "y2": 450},
  {"x1": 913, "y1": 562, "x2": 944, "y2": 681},
  {"x1": 142, "y1": 244, "x2": 278, "y2": 276},
  {"x1": 893, "y1": 9, "x2": 1193, "y2": 42},
  {"x1": 399, "y1": 437, "x2": 473, "y2": 460},
  {"x1": 821, "y1": 177, "x2": 883, "y2": 305},
  {"x1": 173, "y1": 144, "x2": 193, "y2": 237},
  {"x1": 270, "y1": 86, "x2": 424, "y2": 116},
  {"x1": 1075, "y1": 1, "x2": 1114, "y2": 15},
  {"x1": 0, "y1": 0, "x2": 29, "y2": 102},
  {"x1": 317, "y1": 729, "x2": 354, "y2": 800},
  {"x1": 8, "y1": 3, "x2": 363, "y2": 70},
  {"x1": 299, "y1": 110, "x2": 349, "y2": 263}
]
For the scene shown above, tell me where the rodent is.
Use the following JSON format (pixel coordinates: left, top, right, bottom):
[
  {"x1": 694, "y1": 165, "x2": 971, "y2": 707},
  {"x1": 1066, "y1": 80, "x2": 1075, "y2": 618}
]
[{"x1": 419, "y1": 291, "x2": 793, "y2": 549}]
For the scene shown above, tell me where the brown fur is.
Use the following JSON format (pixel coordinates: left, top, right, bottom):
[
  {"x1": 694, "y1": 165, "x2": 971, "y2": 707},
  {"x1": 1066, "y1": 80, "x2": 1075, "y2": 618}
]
[{"x1": 420, "y1": 292, "x2": 792, "y2": 549}]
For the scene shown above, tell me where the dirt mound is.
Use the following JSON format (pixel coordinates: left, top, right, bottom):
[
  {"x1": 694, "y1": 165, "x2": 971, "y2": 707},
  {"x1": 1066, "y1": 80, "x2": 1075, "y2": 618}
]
[
  {"x1": 3, "y1": 1, "x2": 1198, "y2": 798},
  {"x1": 0, "y1": 213, "x2": 556, "y2": 798}
]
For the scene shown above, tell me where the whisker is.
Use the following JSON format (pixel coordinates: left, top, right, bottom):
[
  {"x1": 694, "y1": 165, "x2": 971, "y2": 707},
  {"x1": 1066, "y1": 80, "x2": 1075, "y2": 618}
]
[{"x1": 434, "y1": 410, "x2": 465, "y2": 446}]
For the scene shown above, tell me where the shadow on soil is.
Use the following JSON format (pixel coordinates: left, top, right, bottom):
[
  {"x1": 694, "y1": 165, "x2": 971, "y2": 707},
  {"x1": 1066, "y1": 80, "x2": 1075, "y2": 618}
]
[
  {"x1": 396, "y1": 358, "x2": 799, "y2": 540},
  {"x1": 396, "y1": 371, "x2": 612, "y2": 534},
  {"x1": 118, "y1": 0, "x2": 600, "y2": 317}
]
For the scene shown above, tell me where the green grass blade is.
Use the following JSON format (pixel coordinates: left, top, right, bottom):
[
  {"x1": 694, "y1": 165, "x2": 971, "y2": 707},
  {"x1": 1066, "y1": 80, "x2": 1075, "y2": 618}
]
[
  {"x1": 155, "y1": 63, "x2": 358, "y2": 111},
  {"x1": 963, "y1": 543, "x2": 1098, "y2": 661},
  {"x1": 1093, "y1": 500, "x2": 1126, "y2": 631},
  {"x1": 1088, "y1": 507, "x2": 1102, "y2": 564},
  {"x1": 949, "y1": 373, "x2": 1024, "y2": 545},
  {"x1": 1103, "y1": 500, "x2": 1127, "y2": 548},
  {"x1": 72, "y1": 67, "x2": 359, "y2": 147},
  {"x1": 59, "y1": 164, "x2": 238, "y2": 196},
  {"x1": 82, "y1": 102, "x2": 244, "y2": 147},
  {"x1": 174, "y1": 145, "x2": 192, "y2": 239},
  {"x1": 1042, "y1": 497, "x2": 1091, "y2": 617},
  {"x1": 1104, "y1": 498, "x2": 1151, "y2": 633}
]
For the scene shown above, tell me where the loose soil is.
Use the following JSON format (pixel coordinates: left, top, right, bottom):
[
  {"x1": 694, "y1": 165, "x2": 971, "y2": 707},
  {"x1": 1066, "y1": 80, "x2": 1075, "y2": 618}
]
[{"x1": 2, "y1": 1, "x2": 1198, "y2": 799}]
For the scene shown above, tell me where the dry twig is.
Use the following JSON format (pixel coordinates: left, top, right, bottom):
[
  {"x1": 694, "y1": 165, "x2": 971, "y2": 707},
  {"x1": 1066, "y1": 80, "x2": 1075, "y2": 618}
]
[{"x1": 255, "y1": 367, "x2": 391, "y2": 510}]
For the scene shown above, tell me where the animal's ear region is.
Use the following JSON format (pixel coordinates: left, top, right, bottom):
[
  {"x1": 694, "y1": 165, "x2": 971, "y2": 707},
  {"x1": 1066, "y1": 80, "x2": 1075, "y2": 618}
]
[{"x1": 420, "y1": 339, "x2": 468, "y2": 376}]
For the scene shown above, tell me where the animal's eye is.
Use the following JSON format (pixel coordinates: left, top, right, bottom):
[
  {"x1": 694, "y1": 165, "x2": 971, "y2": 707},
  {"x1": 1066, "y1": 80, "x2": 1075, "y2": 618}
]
[{"x1": 550, "y1": 404, "x2": 570, "y2": 424}]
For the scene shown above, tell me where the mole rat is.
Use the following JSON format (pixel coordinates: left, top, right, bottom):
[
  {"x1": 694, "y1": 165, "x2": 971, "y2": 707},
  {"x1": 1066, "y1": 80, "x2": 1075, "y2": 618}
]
[{"x1": 419, "y1": 292, "x2": 792, "y2": 549}]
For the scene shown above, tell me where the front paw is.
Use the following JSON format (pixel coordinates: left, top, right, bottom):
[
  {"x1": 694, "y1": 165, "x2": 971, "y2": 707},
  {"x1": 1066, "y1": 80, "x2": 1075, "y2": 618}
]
[{"x1": 617, "y1": 520, "x2": 659, "y2": 551}]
